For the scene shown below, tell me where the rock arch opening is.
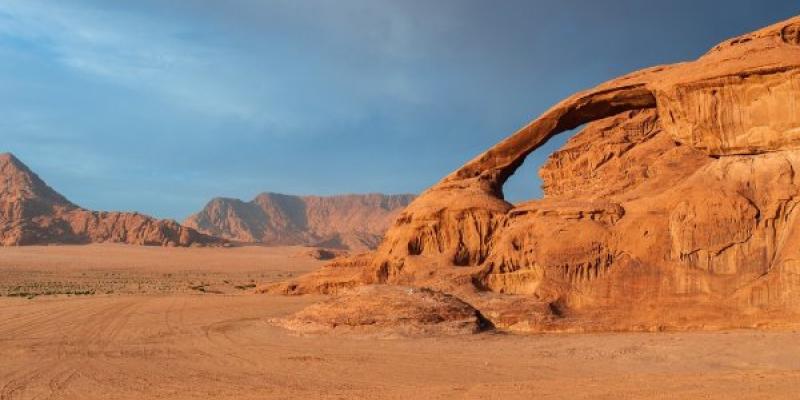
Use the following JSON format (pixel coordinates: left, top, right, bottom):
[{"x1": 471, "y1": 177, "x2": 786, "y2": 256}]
[
  {"x1": 501, "y1": 125, "x2": 582, "y2": 203},
  {"x1": 442, "y1": 84, "x2": 657, "y2": 197},
  {"x1": 370, "y1": 82, "x2": 661, "y2": 275}
]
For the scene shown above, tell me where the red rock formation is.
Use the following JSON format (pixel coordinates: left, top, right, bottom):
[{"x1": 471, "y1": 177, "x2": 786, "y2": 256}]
[
  {"x1": 273, "y1": 285, "x2": 489, "y2": 336},
  {"x1": 0, "y1": 153, "x2": 221, "y2": 247},
  {"x1": 184, "y1": 192, "x2": 414, "y2": 250},
  {"x1": 275, "y1": 16, "x2": 800, "y2": 332}
]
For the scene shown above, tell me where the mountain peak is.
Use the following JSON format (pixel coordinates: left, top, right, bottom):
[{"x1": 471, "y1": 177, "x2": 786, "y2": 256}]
[
  {"x1": 0, "y1": 152, "x2": 30, "y2": 172},
  {"x1": 0, "y1": 152, "x2": 221, "y2": 246},
  {"x1": 184, "y1": 192, "x2": 415, "y2": 250},
  {"x1": 0, "y1": 152, "x2": 75, "y2": 208}
]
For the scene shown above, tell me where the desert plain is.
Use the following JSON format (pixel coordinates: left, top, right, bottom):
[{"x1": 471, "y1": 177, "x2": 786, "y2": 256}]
[
  {"x1": 2, "y1": 11, "x2": 800, "y2": 400},
  {"x1": 0, "y1": 244, "x2": 798, "y2": 400}
]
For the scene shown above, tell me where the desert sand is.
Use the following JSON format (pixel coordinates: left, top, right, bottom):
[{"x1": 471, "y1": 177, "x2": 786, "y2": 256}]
[
  {"x1": 0, "y1": 244, "x2": 324, "y2": 297},
  {"x1": 1, "y1": 244, "x2": 799, "y2": 399}
]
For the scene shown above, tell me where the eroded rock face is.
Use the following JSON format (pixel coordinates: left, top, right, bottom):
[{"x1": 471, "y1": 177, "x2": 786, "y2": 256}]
[
  {"x1": 274, "y1": 16, "x2": 800, "y2": 331},
  {"x1": 0, "y1": 153, "x2": 220, "y2": 247},
  {"x1": 659, "y1": 68, "x2": 800, "y2": 155},
  {"x1": 184, "y1": 193, "x2": 414, "y2": 250}
]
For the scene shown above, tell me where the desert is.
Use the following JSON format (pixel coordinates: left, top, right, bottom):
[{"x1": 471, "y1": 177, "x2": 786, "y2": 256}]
[
  {"x1": 2, "y1": 245, "x2": 800, "y2": 399},
  {"x1": 3, "y1": 3, "x2": 800, "y2": 399}
]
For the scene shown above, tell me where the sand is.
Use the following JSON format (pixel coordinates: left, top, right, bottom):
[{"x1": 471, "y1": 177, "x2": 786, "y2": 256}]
[
  {"x1": 1, "y1": 245, "x2": 799, "y2": 399},
  {"x1": 0, "y1": 244, "x2": 324, "y2": 297}
]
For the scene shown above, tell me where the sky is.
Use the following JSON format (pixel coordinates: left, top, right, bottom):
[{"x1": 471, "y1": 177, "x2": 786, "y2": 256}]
[{"x1": 1, "y1": 1, "x2": 798, "y2": 220}]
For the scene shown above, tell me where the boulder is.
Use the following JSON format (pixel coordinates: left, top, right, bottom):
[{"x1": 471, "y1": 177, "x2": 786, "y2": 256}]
[{"x1": 273, "y1": 285, "x2": 489, "y2": 336}]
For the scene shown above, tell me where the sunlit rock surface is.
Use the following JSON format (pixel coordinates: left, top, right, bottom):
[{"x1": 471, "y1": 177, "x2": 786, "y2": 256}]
[{"x1": 274, "y1": 16, "x2": 800, "y2": 332}]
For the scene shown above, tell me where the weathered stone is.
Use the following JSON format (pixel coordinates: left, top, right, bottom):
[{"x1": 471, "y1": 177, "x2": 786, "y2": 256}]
[{"x1": 272, "y1": 16, "x2": 800, "y2": 332}]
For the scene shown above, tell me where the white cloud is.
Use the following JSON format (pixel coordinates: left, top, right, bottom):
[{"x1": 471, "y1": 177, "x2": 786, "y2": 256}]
[
  {"x1": 0, "y1": 0, "x2": 468, "y2": 138},
  {"x1": 0, "y1": 0, "x2": 265, "y2": 122}
]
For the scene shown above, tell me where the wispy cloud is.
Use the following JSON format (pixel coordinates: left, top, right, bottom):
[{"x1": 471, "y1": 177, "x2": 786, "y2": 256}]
[
  {"x1": 0, "y1": 0, "x2": 456, "y2": 131},
  {"x1": 0, "y1": 0, "x2": 264, "y2": 122},
  {"x1": 3, "y1": 0, "x2": 788, "y2": 219}
]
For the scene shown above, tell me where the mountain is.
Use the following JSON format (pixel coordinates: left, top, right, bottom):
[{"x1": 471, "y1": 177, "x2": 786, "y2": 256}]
[
  {"x1": 184, "y1": 192, "x2": 414, "y2": 250},
  {"x1": 0, "y1": 153, "x2": 221, "y2": 246},
  {"x1": 271, "y1": 15, "x2": 800, "y2": 332}
]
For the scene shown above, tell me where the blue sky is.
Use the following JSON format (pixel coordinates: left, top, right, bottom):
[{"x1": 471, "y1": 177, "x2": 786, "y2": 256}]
[{"x1": 1, "y1": 1, "x2": 798, "y2": 219}]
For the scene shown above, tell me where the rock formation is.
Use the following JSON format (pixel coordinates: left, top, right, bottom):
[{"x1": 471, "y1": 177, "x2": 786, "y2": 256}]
[
  {"x1": 184, "y1": 192, "x2": 414, "y2": 250},
  {"x1": 273, "y1": 285, "x2": 489, "y2": 336},
  {"x1": 0, "y1": 153, "x2": 221, "y2": 247},
  {"x1": 273, "y1": 16, "x2": 800, "y2": 333}
]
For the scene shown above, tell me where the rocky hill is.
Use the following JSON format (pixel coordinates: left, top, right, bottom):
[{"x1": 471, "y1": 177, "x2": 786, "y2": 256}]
[
  {"x1": 184, "y1": 193, "x2": 414, "y2": 250},
  {"x1": 269, "y1": 15, "x2": 800, "y2": 333},
  {"x1": 0, "y1": 153, "x2": 220, "y2": 247}
]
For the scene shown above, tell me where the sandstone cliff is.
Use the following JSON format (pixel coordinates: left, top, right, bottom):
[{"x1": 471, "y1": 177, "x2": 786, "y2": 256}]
[
  {"x1": 184, "y1": 193, "x2": 414, "y2": 250},
  {"x1": 0, "y1": 153, "x2": 221, "y2": 247},
  {"x1": 272, "y1": 16, "x2": 800, "y2": 333}
]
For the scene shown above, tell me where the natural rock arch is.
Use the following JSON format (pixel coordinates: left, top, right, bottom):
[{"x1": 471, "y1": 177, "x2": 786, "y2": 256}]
[
  {"x1": 363, "y1": 83, "x2": 659, "y2": 280},
  {"x1": 270, "y1": 15, "x2": 800, "y2": 332},
  {"x1": 444, "y1": 84, "x2": 657, "y2": 196},
  {"x1": 271, "y1": 17, "x2": 800, "y2": 323},
  {"x1": 365, "y1": 15, "x2": 800, "y2": 282}
]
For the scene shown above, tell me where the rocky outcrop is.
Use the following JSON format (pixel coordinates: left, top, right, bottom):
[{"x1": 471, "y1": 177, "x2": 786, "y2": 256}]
[
  {"x1": 275, "y1": 16, "x2": 800, "y2": 332},
  {"x1": 0, "y1": 153, "x2": 221, "y2": 247},
  {"x1": 184, "y1": 192, "x2": 414, "y2": 250},
  {"x1": 272, "y1": 285, "x2": 489, "y2": 336}
]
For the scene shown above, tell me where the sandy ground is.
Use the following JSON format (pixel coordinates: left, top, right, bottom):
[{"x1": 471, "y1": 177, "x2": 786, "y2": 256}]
[
  {"x1": 1, "y1": 245, "x2": 799, "y2": 399},
  {"x1": 0, "y1": 244, "x2": 324, "y2": 296}
]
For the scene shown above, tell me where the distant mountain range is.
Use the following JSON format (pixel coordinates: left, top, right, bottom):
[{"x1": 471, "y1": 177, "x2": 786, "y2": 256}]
[
  {"x1": 0, "y1": 152, "x2": 414, "y2": 249},
  {"x1": 0, "y1": 153, "x2": 219, "y2": 246},
  {"x1": 184, "y1": 192, "x2": 415, "y2": 250}
]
